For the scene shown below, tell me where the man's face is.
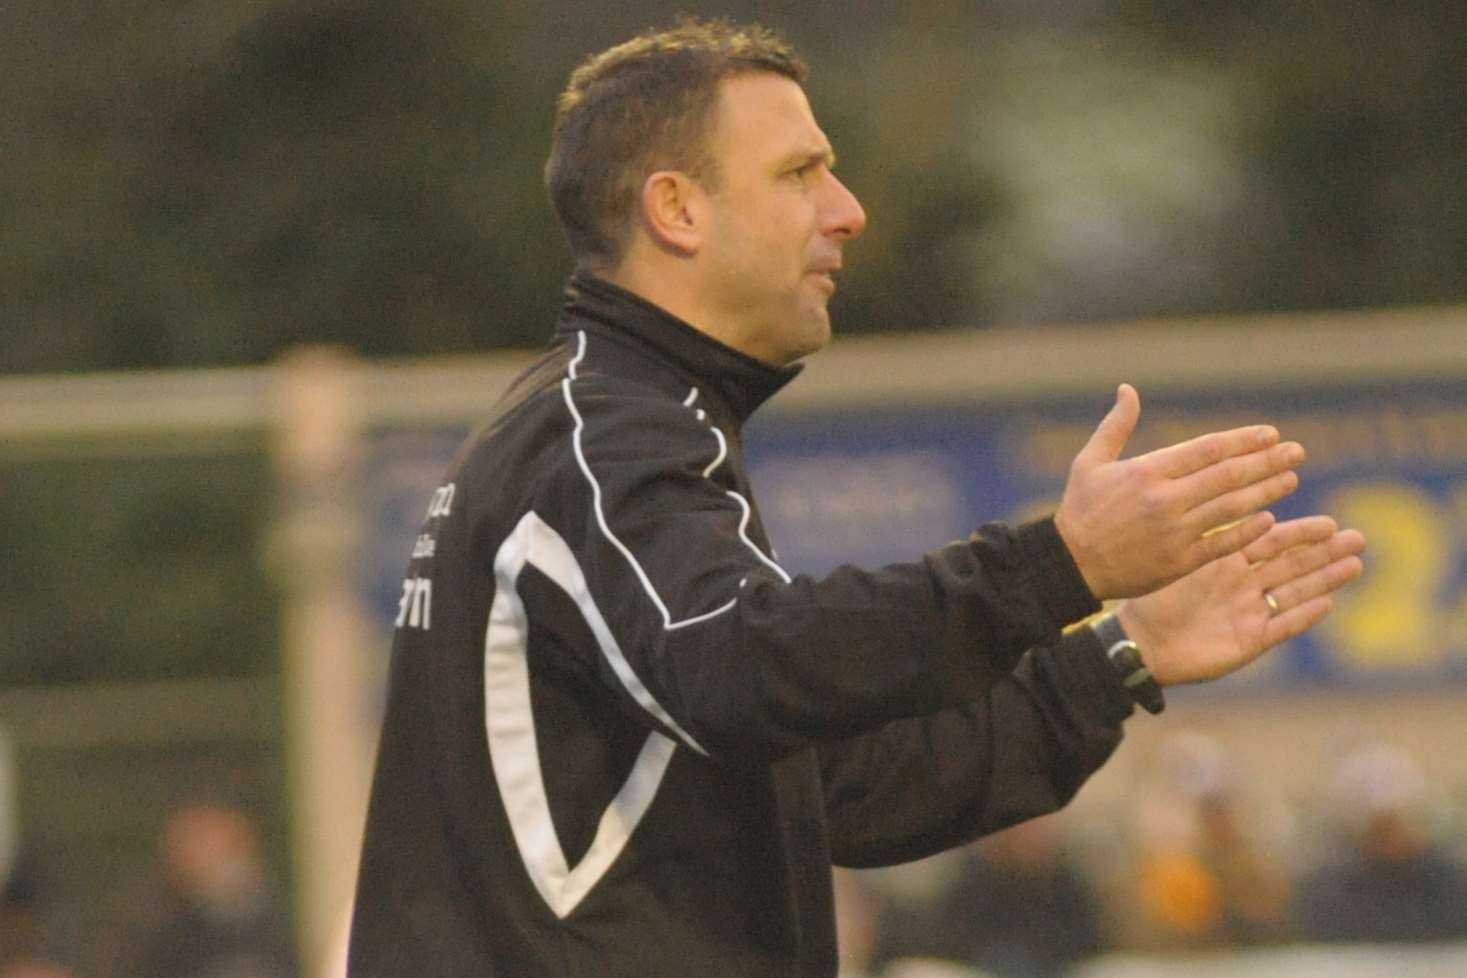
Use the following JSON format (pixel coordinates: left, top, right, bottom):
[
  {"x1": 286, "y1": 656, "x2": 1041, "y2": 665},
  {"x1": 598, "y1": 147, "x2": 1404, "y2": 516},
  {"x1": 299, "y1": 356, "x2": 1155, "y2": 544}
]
[{"x1": 697, "y1": 72, "x2": 866, "y2": 365}]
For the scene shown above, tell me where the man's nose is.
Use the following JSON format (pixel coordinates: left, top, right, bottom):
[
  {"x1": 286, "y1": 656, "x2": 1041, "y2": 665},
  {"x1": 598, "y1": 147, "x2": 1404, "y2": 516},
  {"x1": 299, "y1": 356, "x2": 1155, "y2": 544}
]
[{"x1": 821, "y1": 172, "x2": 867, "y2": 240}]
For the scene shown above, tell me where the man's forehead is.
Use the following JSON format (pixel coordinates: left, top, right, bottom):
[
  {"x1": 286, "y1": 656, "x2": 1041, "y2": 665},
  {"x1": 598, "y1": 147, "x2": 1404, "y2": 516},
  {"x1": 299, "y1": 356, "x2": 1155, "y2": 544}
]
[{"x1": 715, "y1": 72, "x2": 831, "y2": 154}]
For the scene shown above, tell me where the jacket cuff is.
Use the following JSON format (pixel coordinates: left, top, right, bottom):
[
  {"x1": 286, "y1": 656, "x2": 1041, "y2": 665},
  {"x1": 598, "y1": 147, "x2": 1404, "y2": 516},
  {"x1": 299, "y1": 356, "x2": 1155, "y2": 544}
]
[
  {"x1": 1052, "y1": 625, "x2": 1136, "y2": 726},
  {"x1": 1016, "y1": 517, "x2": 1100, "y2": 628}
]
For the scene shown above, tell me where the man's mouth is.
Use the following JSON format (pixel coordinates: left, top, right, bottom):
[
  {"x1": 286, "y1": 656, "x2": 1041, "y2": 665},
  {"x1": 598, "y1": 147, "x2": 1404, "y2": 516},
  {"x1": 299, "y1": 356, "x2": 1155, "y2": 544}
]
[{"x1": 807, "y1": 265, "x2": 840, "y2": 293}]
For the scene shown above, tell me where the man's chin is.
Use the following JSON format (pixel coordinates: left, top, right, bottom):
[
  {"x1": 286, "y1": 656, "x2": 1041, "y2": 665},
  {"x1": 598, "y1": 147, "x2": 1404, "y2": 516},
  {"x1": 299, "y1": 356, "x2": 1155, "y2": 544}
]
[{"x1": 784, "y1": 309, "x2": 833, "y2": 363}]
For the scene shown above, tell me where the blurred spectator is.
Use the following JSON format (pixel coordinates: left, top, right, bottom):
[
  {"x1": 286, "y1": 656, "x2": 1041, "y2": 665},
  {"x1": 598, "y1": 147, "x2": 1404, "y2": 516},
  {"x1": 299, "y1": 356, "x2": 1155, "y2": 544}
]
[
  {"x1": 1293, "y1": 742, "x2": 1467, "y2": 943},
  {"x1": 854, "y1": 854, "x2": 961, "y2": 975},
  {"x1": 95, "y1": 801, "x2": 297, "y2": 978},
  {"x1": 1124, "y1": 732, "x2": 1291, "y2": 949},
  {"x1": 869, "y1": 814, "x2": 1103, "y2": 978}
]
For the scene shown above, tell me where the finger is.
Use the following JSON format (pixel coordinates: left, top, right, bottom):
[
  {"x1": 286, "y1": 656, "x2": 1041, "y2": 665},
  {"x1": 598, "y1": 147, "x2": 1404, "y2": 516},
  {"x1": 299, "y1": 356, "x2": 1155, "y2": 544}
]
[
  {"x1": 1176, "y1": 441, "x2": 1305, "y2": 513},
  {"x1": 1258, "y1": 541, "x2": 1342, "y2": 595},
  {"x1": 1263, "y1": 595, "x2": 1334, "y2": 648},
  {"x1": 1260, "y1": 529, "x2": 1366, "y2": 589},
  {"x1": 1142, "y1": 424, "x2": 1280, "y2": 479},
  {"x1": 1263, "y1": 559, "x2": 1364, "y2": 630},
  {"x1": 1191, "y1": 510, "x2": 1275, "y2": 564},
  {"x1": 1243, "y1": 515, "x2": 1339, "y2": 564},
  {"x1": 1331, "y1": 528, "x2": 1367, "y2": 559},
  {"x1": 1186, "y1": 468, "x2": 1300, "y2": 535},
  {"x1": 1263, "y1": 549, "x2": 1366, "y2": 608},
  {"x1": 1073, "y1": 383, "x2": 1141, "y2": 466}
]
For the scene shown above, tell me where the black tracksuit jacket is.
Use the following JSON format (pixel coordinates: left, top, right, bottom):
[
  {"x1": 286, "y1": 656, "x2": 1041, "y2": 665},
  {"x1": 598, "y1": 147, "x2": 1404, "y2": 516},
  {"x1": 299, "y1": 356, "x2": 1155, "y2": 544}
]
[{"x1": 347, "y1": 273, "x2": 1135, "y2": 978}]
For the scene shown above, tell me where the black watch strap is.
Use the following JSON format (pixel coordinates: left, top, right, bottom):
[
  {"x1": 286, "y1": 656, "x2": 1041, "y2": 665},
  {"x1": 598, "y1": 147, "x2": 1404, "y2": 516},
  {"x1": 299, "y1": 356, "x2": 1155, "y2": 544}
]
[{"x1": 1091, "y1": 613, "x2": 1165, "y2": 715}]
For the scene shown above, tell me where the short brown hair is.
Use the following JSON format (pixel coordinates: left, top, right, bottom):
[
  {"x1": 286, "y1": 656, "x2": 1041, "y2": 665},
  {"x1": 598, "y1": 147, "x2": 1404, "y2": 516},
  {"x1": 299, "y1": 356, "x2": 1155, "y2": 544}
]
[{"x1": 544, "y1": 18, "x2": 807, "y2": 270}]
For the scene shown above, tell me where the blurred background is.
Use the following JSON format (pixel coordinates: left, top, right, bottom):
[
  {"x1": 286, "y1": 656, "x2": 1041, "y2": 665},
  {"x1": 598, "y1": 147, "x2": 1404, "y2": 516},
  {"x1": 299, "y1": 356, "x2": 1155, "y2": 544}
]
[{"x1": 2, "y1": 2, "x2": 1466, "y2": 977}]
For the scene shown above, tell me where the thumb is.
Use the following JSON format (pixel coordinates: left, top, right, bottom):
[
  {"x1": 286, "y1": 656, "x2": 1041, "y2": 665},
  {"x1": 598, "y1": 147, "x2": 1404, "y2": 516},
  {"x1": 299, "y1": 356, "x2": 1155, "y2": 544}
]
[{"x1": 1077, "y1": 383, "x2": 1140, "y2": 465}]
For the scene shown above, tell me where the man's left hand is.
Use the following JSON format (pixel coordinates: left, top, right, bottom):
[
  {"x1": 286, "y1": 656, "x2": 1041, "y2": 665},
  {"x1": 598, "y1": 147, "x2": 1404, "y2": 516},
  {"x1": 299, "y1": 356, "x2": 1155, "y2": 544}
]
[{"x1": 1115, "y1": 515, "x2": 1366, "y2": 686}]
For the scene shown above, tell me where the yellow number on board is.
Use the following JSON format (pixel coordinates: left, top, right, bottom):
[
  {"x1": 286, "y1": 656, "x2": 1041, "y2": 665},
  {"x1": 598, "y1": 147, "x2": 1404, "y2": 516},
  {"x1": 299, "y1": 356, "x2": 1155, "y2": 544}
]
[{"x1": 1320, "y1": 482, "x2": 1450, "y2": 669}]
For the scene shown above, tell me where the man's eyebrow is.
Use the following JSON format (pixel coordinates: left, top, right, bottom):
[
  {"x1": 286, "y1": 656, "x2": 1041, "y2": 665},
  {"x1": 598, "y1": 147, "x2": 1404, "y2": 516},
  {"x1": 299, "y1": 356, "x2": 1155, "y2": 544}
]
[{"x1": 782, "y1": 146, "x2": 837, "y2": 170}]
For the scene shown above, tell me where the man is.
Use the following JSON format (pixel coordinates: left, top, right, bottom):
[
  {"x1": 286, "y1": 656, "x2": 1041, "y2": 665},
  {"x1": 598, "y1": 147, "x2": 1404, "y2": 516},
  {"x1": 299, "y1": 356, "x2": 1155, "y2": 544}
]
[
  {"x1": 348, "y1": 20, "x2": 1364, "y2": 978},
  {"x1": 99, "y1": 803, "x2": 297, "y2": 978}
]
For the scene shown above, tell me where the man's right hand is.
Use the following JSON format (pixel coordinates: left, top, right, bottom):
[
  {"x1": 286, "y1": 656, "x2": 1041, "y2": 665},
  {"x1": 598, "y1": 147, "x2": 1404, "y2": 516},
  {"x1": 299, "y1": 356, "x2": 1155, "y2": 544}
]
[{"x1": 1054, "y1": 383, "x2": 1306, "y2": 600}]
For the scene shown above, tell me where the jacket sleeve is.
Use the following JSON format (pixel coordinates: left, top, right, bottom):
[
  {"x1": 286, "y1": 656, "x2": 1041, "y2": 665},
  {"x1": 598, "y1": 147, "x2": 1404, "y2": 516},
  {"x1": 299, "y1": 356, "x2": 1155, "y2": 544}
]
[
  {"x1": 817, "y1": 627, "x2": 1134, "y2": 867},
  {"x1": 537, "y1": 375, "x2": 1100, "y2": 763}
]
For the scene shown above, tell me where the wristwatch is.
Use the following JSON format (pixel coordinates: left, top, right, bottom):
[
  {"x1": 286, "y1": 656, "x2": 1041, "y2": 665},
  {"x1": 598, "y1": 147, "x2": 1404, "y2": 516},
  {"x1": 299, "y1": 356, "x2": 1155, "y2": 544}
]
[{"x1": 1090, "y1": 613, "x2": 1165, "y2": 715}]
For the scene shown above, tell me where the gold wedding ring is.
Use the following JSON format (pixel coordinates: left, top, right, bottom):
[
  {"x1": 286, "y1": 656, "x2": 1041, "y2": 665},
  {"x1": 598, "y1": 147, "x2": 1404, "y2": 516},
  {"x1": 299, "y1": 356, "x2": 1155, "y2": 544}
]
[{"x1": 1264, "y1": 590, "x2": 1281, "y2": 616}]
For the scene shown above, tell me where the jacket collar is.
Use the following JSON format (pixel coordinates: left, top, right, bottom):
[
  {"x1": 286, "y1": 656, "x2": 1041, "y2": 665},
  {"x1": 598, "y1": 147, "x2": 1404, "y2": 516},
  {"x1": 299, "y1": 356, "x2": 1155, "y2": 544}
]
[{"x1": 555, "y1": 272, "x2": 802, "y2": 423}]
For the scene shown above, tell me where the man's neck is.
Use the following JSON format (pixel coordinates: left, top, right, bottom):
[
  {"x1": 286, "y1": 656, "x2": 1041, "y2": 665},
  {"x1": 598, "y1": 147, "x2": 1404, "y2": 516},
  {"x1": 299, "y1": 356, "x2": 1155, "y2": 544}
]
[{"x1": 598, "y1": 261, "x2": 759, "y2": 362}]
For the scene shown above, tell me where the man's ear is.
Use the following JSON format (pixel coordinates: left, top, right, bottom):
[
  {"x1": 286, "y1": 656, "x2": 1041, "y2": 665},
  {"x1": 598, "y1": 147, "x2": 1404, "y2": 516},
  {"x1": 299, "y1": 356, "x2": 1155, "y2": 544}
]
[{"x1": 638, "y1": 170, "x2": 704, "y2": 256}]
